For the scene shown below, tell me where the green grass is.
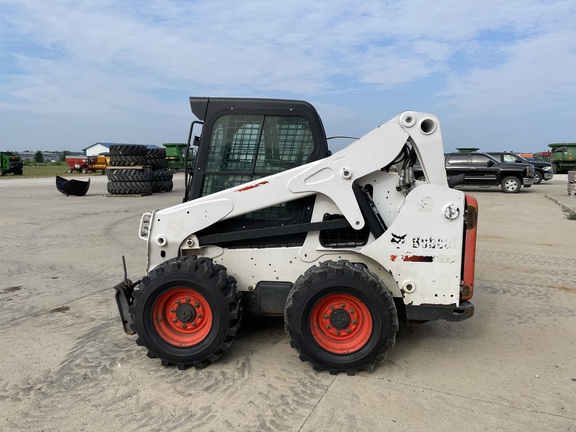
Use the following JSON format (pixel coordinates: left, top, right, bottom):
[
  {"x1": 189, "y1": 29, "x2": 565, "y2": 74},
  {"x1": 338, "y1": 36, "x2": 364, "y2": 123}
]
[
  {"x1": 568, "y1": 211, "x2": 576, "y2": 221},
  {"x1": 0, "y1": 163, "x2": 103, "y2": 179}
]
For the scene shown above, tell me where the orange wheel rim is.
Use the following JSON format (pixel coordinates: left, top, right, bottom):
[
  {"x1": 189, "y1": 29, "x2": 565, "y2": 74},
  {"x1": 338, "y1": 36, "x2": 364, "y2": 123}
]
[
  {"x1": 310, "y1": 293, "x2": 372, "y2": 354},
  {"x1": 152, "y1": 287, "x2": 213, "y2": 347}
]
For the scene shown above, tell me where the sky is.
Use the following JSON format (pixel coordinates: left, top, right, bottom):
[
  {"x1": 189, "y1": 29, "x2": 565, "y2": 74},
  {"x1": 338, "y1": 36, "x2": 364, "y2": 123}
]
[{"x1": 1, "y1": 0, "x2": 575, "y2": 154}]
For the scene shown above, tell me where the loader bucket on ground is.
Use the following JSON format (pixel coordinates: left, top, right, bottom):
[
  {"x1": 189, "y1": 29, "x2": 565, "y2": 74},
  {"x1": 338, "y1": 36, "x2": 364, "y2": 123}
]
[{"x1": 56, "y1": 175, "x2": 91, "y2": 196}]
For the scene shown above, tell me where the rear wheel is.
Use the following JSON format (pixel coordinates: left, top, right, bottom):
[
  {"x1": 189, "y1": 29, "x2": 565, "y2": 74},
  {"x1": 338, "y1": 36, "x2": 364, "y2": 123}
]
[
  {"x1": 501, "y1": 176, "x2": 521, "y2": 193},
  {"x1": 131, "y1": 256, "x2": 242, "y2": 369},
  {"x1": 285, "y1": 260, "x2": 398, "y2": 374}
]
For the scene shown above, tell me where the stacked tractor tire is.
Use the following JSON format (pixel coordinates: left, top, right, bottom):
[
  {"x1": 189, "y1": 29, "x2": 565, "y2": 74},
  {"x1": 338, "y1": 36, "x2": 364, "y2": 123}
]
[
  {"x1": 147, "y1": 147, "x2": 174, "y2": 193},
  {"x1": 107, "y1": 145, "x2": 173, "y2": 195}
]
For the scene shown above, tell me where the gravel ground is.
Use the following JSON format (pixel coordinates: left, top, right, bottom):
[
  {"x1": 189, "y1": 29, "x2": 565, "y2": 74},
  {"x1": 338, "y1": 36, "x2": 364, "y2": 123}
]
[{"x1": 1, "y1": 173, "x2": 575, "y2": 432}]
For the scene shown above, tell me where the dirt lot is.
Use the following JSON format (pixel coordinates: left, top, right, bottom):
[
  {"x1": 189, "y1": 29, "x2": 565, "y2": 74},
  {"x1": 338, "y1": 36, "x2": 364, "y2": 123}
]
[{"x1": 1, "y1": 174, "x2": 575, "y2": 432}]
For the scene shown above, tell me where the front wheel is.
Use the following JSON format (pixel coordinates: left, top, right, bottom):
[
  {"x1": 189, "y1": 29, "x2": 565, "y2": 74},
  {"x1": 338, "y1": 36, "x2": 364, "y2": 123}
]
[
  {"x1": 131, "y1": 256, "x2": 242, "y2": 369},
  {"x1": 285, "y1": 261, "x2": 398, "y2": 374},
  {"x1": 501, "y1": 176, "x2": 521, "y2": 193},
  {"x1": 533, "y1": 171, "x2": 543, "y2": 184}
]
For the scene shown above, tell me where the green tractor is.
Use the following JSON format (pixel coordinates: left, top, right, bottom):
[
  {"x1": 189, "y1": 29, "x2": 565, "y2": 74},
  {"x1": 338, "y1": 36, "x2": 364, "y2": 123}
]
[
  {"x1": 0, "y1": 152, "x2": 23, "y2": 176},
  {"x1": 549, "y1": 143, "x2": 576, "y2": 173},
  {"x1": 162, "y1": 143, "x2": 194, "y2": 171}
]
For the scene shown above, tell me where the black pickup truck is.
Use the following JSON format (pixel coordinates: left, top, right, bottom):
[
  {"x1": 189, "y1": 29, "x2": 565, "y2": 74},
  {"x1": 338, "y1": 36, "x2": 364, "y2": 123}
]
[
  {"x1": 415, "y1": 152, "x2": 535, "y2": 193},
  {"x1": 487, "y1": 152, "x2": 553, "y2": 184}
]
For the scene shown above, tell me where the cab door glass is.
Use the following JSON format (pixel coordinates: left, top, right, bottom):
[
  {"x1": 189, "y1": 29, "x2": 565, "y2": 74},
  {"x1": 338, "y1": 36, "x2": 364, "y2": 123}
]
[{"x1": 202, "y1": 115, "x2": 314, "y2": 196}]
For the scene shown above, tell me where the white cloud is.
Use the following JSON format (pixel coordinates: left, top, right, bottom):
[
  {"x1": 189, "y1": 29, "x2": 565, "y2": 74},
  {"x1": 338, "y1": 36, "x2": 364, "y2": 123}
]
[
  {"x1": 0, "y1": 0, "x2": 576, "y2": 151},
  {"x1": 440, "y1": 30, "x2": 576, "y2": 117}
]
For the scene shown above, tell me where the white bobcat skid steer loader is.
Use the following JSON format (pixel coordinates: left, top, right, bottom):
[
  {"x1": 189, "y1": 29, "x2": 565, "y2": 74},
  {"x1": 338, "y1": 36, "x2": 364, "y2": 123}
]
[{"x1": 114, "y1": 97, "x2": 478, "y2": 374}]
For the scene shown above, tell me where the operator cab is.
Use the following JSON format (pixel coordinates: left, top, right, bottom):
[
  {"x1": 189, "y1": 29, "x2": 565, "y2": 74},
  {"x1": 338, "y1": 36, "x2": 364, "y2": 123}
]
[
  {"x1": 184, "y1": 97, "x2": 333, "y2": 248},
  {"x1": 186, "y1": 97, "x2": 330, "y2": 201}
]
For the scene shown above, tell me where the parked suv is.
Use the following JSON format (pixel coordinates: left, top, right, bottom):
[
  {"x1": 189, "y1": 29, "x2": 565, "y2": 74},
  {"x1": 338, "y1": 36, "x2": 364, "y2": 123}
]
[
  {"x1": 487, "y1": 152, "x2": 553, "y2": 184},
  {"x1": 415, "y1": 152, "x2": 535, "y2": 193}
]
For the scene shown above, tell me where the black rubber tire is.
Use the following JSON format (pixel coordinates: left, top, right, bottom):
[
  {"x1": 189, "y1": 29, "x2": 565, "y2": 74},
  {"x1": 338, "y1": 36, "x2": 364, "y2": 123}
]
[
  {"x1": 109, "y1": 155, "x2": 148, "y2": 166},
  {"x1": 147, "y1": 148, "x2": 167, "y2": 158},
  {"x1": 500, "y1": 176, "x2": 521, "y2": 193},
  {"x1": 109, "y1": 144, "x2": 147, "y2": 156},
  {"x1": 284, "y1": 260, "x2": 398, "y2": 375},
  {"x1": 147, "y1": 157, "x2": 168, "y2": 170},
  {"x1": 107, "y1": 181, "x2": 152, "y2": 195},
  {"x1": 152, "y1": 169, "x2": 174, "y2": 181},
  {"x1": 107, "y1": 168, "x2": 152, "y2": 182},
  {"x1": 130, "y1": 256, "x2": 243, "y2": 369},
  {"x1": 153, "y1": 180, "x2": 173, "y2": 193},
  {"x1": 533, "y1": 171, "x2": 543, "y2": 184}
]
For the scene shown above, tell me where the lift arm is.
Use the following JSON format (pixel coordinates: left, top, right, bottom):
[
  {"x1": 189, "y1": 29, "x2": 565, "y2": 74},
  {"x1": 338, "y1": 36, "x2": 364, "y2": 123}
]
[{"x1": 141, "y1": 111, "x2": 447, "y2": 271}]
